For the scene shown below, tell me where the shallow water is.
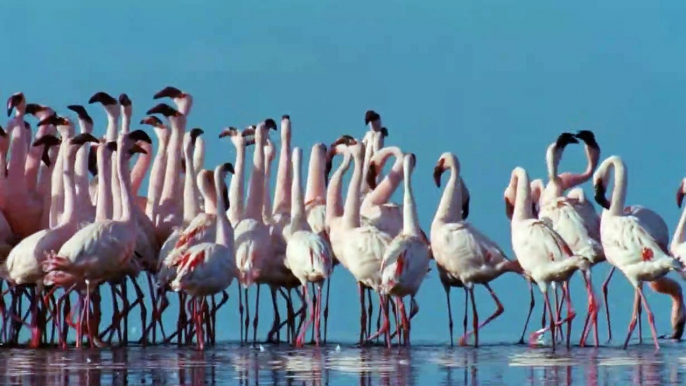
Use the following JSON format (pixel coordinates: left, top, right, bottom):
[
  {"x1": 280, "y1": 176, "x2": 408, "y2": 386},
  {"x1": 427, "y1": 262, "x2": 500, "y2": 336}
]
[{"x1": 1, "y1": 342, "x2": 685, "y2": 386}]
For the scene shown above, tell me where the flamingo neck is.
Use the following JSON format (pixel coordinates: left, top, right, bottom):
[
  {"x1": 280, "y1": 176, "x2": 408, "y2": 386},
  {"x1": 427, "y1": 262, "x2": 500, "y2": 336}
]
[
  {"x1": 434, "y1": 156, "x2": 463, "y2": 224},
  {"x1": 304, "y1": 147, "x2": 326, "y2": 204},
  {"x1": 61, "y1": 148, "x2": 80, "y2": 225},
  {"x1": 245, "y1": 129, "x2": 266, "y2": 220},
  {"x1": 290, "y1": 149, "x2": 307, "y2": 232},
  {"x1": 214, "y1": 170, "x2": 234, "y2": 249},
  {"x1": 325, "y1": 152, "x2": 352, "y2": 226},
  {"x1": 145, "y1": 132, "x2": 169, "y2": 220},
  {"x1": 604, "y1": 158, "x2": 628, "y2": 216},
  {"x1": 402, "y1": 161, "x2": 420, "y2": 236},
  {"x1": 96, "y1": 145, "x2": 113, "y2": 221},
  {"x1": 343, "y1": 149, "x2": 364, "y2": 228},
  {"x1": 116, "y1": 142, "x2": 134, "y2": 223},
  {"x1": 182, "y1": 141, "x2": 200, "y2": 223},
  {"x1": 365, "y1": 146, "x2": 404, "y2": 206},
  {"x1": 512, "y1": 167, "x2": 533, "y2": 221},
  {"x1": 130, "y1": 142, "x2": 152, "y2": 197},
  {"x1": 273, "y1": 135, "x2": 292, "y2": 215},
  {"x1": 228, "y1": 142, "x2": 247, "y2": 224}
]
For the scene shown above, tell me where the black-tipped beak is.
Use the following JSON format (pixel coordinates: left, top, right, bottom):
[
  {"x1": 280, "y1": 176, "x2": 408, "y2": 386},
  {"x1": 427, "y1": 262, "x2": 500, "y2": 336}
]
[
  {"x1": 462, "y1": 197, "x2": 470, "y2": 220},
  {"x1": 678, "y1": 186, "x2": 685, "y2": 209},
  {"x1": 282, "y1": 114, "x2": 290, "y2": 120},
  {"x1": 146, "y1": 103, "x2": 180, "y2": 117},
  {"x1": 106, "y1": 141, "x2": 117, "y2": 152},
  {"x1": 7, "y1": 93, "x2": 24, "y2": 117},
  {"x1": 331, "y1": 135, "x2": 357, "y2": 147},
  {"x1": 25, "y1": 103, "x2": 44, "y2": 116},
  {"x1": 88, "y1": 91, "x2": 117, "y2": 105},
  {"x1": 366, "y1": 163, "x2": 378, "y2": 190},
  {"x1": 128, "y1": 143, "x2": 147, "y2": 155},
  {"x1": 433, "y1": 165, "x2": 444, "y2": 188},
  {"x1": 574, "y1": 130, "x2": 600, "y2": 149},
  {"x1": 218, "y1": 127, "x2": 238, "y2": 139},
  {"x1": 37, "y1": 114, "x2": 65, "y2": 127},
  {"x1": 0, "y1": 125, "x2": 5, "y2": 137},
  {"x1": 88, "y1": 146, "x2": 98, "y2": 176},
  {"x1": 380, "y1": 127, "x2": 389, "y2": 138},
  {"x1": 140, "y1": 116, "x2": 164, "y2": 128},
  {"x1": 32, "y1": 134, "x2": 61, "y2": 148},
  {"x1": 153, "y1": 86, "x2": 184, "y2": 99},
  {"x1": 222, "y1": 185, "x2": 230, "y2": 210},
  {"x1": 364, "y1": 110, "x2": 380, "y2": 125},
  {"x1": 593, "y1": 182, "x2": 611, "y2": 210},
  {"x1": 70, "y1": 133, "x2": 100, "y2": 146},
  {"x1": 505, "y1": 198, "x2": 514, "y2": 220},
  {"x1": 119, "y1": 93, "x2": 132, "y2": 106},
  {"x1": 672, "y1": 319, "x2": 685, "y2": 340},
  {"x1": 555, "y1": 132, "x2": 579, "y2": 150},
  {"x1": 223, "y1": 162, "x2": 235, "y2": 175},
  {"x1": 265, "y1": 118, "x2": 277, "y2": 131},
  {"x1": 127, "y1": 129, "x2": 153, "y2": 144},
  {"x1": 67, "y1": 105, "x2": 93, "y2": 125},
  {"x1": 189, "y1": 128, "x2": 204, "y2": 144}
]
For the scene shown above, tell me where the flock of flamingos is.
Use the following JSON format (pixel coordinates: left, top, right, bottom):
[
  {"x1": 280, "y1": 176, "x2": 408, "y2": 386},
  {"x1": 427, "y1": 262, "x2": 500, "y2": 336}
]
[{"x1": 0, "y1": 87, "x2": 685, "y2": 353}]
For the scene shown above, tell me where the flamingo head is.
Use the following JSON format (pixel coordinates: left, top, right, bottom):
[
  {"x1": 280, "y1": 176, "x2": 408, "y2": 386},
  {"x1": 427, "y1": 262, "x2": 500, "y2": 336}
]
[
  {"x1": 6, "y1": 92, "x2": 25, "y2": 117},
  {"x1": 67, "y1": 105, "x2": 94, "y2": 132},
  {"x1": 119, "y1": 93, "x2": 132, "y2": 117},
  {"x1": 574, "y1": 130, "x2": 601, "y2": 168},
  {"x1": 593, "y1": 177, "x2": 611, "y2": 210},
  {"x1": 33, "y1": 134, "x2": 61, "y2": 167},
  {"x1": 26, "y1": 104, "x2": 55, "y2": 121},
  {"x1": 325, "y1": 135, "x2": 357, "y2": 178},
  {"x1": 364, "y1": 109, "x2": 381, "y2": 131},
  {"x1": 153, "y1": 86, "x2": 193, "y2": 116},
  {"x1": 88, "y1": 145, "x2": 98, "y2": 176},
  {"x1": 677, "y1": 178, "x2": 686, "y2": 208},
  {"x1": 146, "y1": 103, "x2": 182, "y2": 118},
  {"x1": 88, "y1": 92, "x2": 119, "y2": 118}
]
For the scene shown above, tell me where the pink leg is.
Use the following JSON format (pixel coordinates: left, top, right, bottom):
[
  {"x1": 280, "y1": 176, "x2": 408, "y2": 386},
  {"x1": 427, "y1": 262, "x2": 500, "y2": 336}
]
[
  {"x1": 295, "y1": 285, "x2": 312, "y2": 348},
  {"x1": 636, "y1": 285, "x2": 660, "y2": 351},
  {"x1": 314, "y1": 284, "x2": 322, "y2": 346},
  {"x1": 366, "y1": 294, "x2": 391, "y2": 347},
  {"x1": 460, "y1": 283, "x2": 504, "y2": 344},
  {"x1": 623, "y1": 290, "x2": 641, "y2": 349}
]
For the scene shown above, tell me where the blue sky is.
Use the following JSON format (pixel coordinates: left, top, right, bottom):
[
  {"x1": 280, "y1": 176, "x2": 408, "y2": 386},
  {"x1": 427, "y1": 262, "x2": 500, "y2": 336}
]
[{"x1": 3, "y1": 1, "x2": 686, "y2": 344}]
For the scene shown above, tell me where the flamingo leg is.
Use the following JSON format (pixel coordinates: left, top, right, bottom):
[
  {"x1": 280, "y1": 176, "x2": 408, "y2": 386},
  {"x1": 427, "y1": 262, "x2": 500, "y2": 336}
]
[
  {"x1": 462, "y1": 288, "x2": 468, "y2": 341},
  {"x1": 637, "y1": 299, "x2": 643, "y2": 344},
  {"x1": 443, "y1": 284, "x2": 454, "y2": 346},
  {"x1": 323, "y1": 277, "x2": 331, "y2": 344},
  {"x1": 602, "y1": 266, "x2": 615, "y2": 342},
  {"x1": 579, "y1": 271, "x2": 599, "y2": 348},
  {"x1": 636, "y1": 285, "x2": 659, "y2": 351},
  {"x1": 366, "y1": 294, "x2": 391, "y2": 347},
  {"x1": 267, "y1": 286, "x2": 280, "y2": 343},
  {"x1": 252, "y1": 284, "x2": 260, "y2": 345},
  {"x1": 518, "y1": 281, "x2": 535, "y2": 344},
  {"x1": 546, "y1": 290, "x2": 556, "y2": 352},
  {"x1": 358, "y1": 282, "x2": 367, "y2": 344},
  {"x1": 623, "y1": 289, "x2": 641, "y2": 349},
  {"x1": 243, "y1": 287, "x2": 250, "y2": 345},
  {"x1": 295, "y1": 284, "x2": 311, "y2": 347},
  {"x1": 238, "y1": 283, "x2": 244, "y2": 345},
  {"x1": 367, "y1": 288, "x2": 374, "y2": 341},
  {"x1": 461, "y1": 283, "x2": 504, "y2": 345},
  {"x1": 399, "y1": 298, "x2": 410, "y2": 345}
]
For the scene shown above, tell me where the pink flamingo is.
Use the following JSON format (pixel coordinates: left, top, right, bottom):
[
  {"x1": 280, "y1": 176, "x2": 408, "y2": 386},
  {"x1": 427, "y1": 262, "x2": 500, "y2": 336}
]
[
  {"x1": 88, "y1": 91, "x2": 121, "y2": 221},
  {"x1": 379, "y1": 153, "x2": 431, "y2": 346},
  {"x1": 432, "y1": 152, "x2": 522, "y2": 347},
  {"x1": 284, "y1": 146, "x2": 333, "y2": 347},
  {"x1": 593, "y1": 155, "x2": 686, "y2": 350},
  {"x1": 43, "y1": 130, "x2": 151, "y2": 346},
  {"x1": 170, "y1": 162, "x2": 238, "y2": 350},
  {"x1": 507, "y1": 166, "x2": 589, "y2": 351},
  {"x1": 140, "y1": 116, "x2": 169, "y2": 224},
  {"x1": 6, "y1": 126, "x2": 98, "y2": 347}
]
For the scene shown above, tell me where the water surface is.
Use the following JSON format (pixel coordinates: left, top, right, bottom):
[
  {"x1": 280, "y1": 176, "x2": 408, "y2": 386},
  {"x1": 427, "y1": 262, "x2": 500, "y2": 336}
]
[{"x1": 2, "y1": 342, "x2": 685, "y2": 386}]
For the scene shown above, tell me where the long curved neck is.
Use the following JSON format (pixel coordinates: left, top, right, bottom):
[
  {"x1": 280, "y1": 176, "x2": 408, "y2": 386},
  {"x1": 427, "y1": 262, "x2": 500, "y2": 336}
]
[
  {"x1": 434, "y1": 160, "x2": 462, "y2": 224},
  {"x1": 360, "y1": 138, "x2": 375, "y2": 195},
  {"x1": 145, "y1": 132, "x2": 169, "y2": 220},
  {"x1": 273, "y1": 134, "x2": 291, "y2": 215},
  {"x1": 24, "y1": 123, "x2": 52, "y2": 193},
  {"x1": 325, "y1": 154, "x2": 351, "y2": 225},
  {"x1": 214, "y1": 171, "x2": 234, "y2": 248},
  {"x1": 182, "y1": 142, "x2": 201, "y2": 223},
  {"x1": 121, "y1": 111, "x2": 131, "y2": 135},
  {"x1": 245, "y1": 130, "x2": 266, "y2": 220},
  {"x1": 605, "y1": 159, "x2": 628, "y2": 216},
  {"x1": 39, "y1": 146, "x2": 58, "y2": 229},
  {"x1": 199, "y1": 178, "x2": 218, "y2": 215},
  {"x1": 117, "y1": 144, "x2": 134, "y2": 223},
  {"x1": 61, "y1": 148, "x2": 79, "y2": 225},
  {"x1": 130, "y1": 142, "x2": 152, "y2": 197},
  {"x1": 290, "y1": 152, "x2": 307, "y2": 232},
  {"x1": 74, "y1": 142, "x2": 93, "y2": 206},
  {"x1": 109, "y1": 111, "x2": 122, "y2": 220},
  {"x1": 7, "y1": 117, "x2": 28, "y2": 188},
  {"x1": 304, "y1": 147, "x2": 326, "y2": 205},
  {"x1": 343, "y1": 150, "x2": 364, "y2": 228},
  {"x1": 512, "y1": 168, "x2": 533, "y2": 221},
  {"x1": 365, "y1": 147, "x2": 404, "y2": 206},
  {"x1": 402, "y1": 163, "x2": 420, "y2": 236},
  {"x1": 193, "y1": 137, "x2": 205, "y2": 175},
  {"x1": 262, "y1": 151, "x2": 274, "y2": 221},
  {"x1": 160, "y1": 116, "x2": 184, "y2": 205},
  {"x1": 228, "y1": 141, "x2": 247, "y2": 224},
  {"x1": 49, "y1": 133, "x2": 73, "y2": 227},
  {"x1": 96, "y1": 145, "x2": 113, "y2": 221}
]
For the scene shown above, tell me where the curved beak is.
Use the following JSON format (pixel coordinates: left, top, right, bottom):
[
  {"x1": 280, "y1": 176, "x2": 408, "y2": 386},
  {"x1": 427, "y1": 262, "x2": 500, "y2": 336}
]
[
  {"x1": 153, "y1": 86, "x2": 184, "y2": 99},
  {"x1": 88, "y1": 91, "x2": 117, "y2": 105},
  {"x1": 505, "y1": 198, "x2": 514, "y2": 220},
  {"x1": 127, "y1": 129, "x2": 153, "y2": 144},
  {"x1": 189, "y1": 128, "x2": 204, "y2": 144},
  {"x1": 7, "y1": 93, "x2": 24, "y2": 117},
  {"x1": 366, "y1": 163, "x2": 379, "y2": 190},
  {"x1": 118, "y1": 93, "x2": 132, "y2": 106},
  {"x1": 593, "y1": 181, "x2": 611, "y2": 210},
  {"x1": 67, "y1": 105, "x2": 93, "y2": 124},
  {"x1": 70, "y1": 133, "x2": 100, "y2": 146}
]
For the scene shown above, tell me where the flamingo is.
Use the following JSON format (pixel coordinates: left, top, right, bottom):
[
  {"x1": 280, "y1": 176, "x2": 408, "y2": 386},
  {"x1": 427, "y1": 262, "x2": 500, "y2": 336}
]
[
  {"x1": 336, "y1": 140, "x2": 393, "y2": 346},
  {"x1": 42, "y1": 129, "x2": 152, "y2": 346},
  {"x1": 6, "y1": 127, "x2": 99, "y2": 347},
  {"x1": 88, "y1": 91, "x2": 121, "y2": 221},
  {"x1": 140, "y1": 116, "x2": 169, "y2": 224},
  {"x1": 284, "y1": 146, "x2": 333, "y2": 347},
  {"x1": 233, "y1": 119, "x2": 276, "y2": 343},
  {"x1": 431, "y1": 152, "x2": 522, "y2": 347},
  {"x1": 170, "y1": 162, "x2": 238, "y2": 350},
  {"x1": 66, "y1": 105, "x2": 96, "y2": 223},
  {"x1": 593, "y1": 155, "x2": 686, "y2": 350},
  {"x1": 507, "y1": 166, "x2": 589, "y2": 350},
  {"x1": 379, "y1": 152, "x2": 431, "y2": 346}
]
